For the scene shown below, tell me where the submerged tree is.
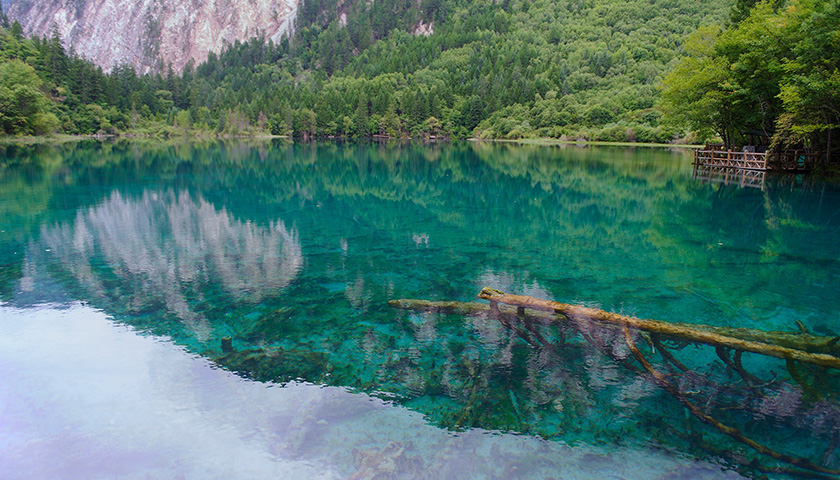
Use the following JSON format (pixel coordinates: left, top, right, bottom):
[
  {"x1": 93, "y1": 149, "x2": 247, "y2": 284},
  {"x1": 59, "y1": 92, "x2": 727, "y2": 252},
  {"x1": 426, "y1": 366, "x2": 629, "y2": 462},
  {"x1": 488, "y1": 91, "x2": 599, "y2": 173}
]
[{"x1": 393, "y1": 288, "x2": 840, "y2": 479}]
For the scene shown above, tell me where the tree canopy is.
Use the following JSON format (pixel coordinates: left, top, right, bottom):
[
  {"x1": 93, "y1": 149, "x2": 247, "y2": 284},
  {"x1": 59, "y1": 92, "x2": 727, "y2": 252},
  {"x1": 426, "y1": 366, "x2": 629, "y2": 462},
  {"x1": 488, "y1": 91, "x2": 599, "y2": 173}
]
[
  {"x1": 0, "y1": 59, "x2": 57, "y2": 135},
  {"x1": 660, "y1": 0, "x2": 839, "y2": 160}
]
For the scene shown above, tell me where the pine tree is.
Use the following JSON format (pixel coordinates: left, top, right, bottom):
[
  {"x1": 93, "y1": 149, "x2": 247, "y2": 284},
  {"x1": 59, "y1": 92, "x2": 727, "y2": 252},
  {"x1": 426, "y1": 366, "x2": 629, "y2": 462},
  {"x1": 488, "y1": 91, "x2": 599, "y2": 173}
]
[
  {"x1": 46, "y1": 24, "x2": 68, "y2": 84},
  {"x1": 0, "y1": 3, "x2": 9, "y2": 29}
]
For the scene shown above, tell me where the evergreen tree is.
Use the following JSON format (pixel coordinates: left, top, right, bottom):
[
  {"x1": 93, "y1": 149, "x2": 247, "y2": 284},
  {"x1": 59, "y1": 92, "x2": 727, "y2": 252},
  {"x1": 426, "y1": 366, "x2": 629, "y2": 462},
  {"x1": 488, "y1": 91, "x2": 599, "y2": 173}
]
[
  {"x1": 0, "y1": 3, "x2": 9, "y2": 29},
  {"x1": 46, "y1": 25, "x2": 68, "y2": 83}
]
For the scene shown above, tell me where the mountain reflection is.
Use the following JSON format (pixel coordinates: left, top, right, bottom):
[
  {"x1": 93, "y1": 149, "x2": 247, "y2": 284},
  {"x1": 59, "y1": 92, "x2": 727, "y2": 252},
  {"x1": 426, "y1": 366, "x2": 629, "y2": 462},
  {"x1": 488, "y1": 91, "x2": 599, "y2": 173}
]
[{"x1": 33, "y1": 189, "x2": 302, "y2": 339}]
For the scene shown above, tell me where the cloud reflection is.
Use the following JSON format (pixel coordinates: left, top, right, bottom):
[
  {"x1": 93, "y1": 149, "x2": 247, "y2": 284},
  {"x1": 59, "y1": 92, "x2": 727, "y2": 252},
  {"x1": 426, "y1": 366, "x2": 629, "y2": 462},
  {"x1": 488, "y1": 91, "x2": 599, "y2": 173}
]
[{"x1": 0, "y1": 303, "x2": 746, "y2": 480}]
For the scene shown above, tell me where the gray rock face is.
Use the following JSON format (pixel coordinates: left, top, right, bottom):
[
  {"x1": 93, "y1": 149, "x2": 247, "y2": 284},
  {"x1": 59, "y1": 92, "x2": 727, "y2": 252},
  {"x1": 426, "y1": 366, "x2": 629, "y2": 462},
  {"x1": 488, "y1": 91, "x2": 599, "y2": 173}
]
[{"x1": 5, "y1": 0, "x2": 297, "y2": 73}]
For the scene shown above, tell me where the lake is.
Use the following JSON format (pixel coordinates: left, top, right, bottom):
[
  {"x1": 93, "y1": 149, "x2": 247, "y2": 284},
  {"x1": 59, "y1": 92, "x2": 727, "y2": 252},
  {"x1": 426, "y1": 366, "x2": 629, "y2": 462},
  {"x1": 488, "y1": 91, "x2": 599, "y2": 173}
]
[{"x1": 1, "y1": 140, "x2": 839, "y2": 479}]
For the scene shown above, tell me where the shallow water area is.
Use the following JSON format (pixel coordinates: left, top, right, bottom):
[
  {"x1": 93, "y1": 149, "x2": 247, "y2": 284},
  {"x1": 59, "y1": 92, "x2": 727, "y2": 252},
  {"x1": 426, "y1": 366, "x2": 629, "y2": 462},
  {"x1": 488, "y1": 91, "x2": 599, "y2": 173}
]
[
  {"x1": 0, "y1": 302, "x2": 747, "y2": 480},
  {"x1": 1, "y1": 139, "x2": 839, "y2": 478}
]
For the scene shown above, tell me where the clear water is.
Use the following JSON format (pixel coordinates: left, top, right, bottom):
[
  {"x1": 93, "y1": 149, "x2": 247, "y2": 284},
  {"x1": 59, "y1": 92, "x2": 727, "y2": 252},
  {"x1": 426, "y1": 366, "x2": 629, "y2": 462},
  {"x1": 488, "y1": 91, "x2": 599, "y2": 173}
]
[{"x1": 1, "y1": 139, "x2": 839, "y2": 479}]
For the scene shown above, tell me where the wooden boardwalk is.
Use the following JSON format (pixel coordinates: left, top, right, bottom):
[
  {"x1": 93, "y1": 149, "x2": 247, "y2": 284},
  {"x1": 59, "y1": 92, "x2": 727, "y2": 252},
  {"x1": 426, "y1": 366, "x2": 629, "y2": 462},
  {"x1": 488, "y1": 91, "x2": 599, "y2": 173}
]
[{"x1": 694, "y1": 145, "x2": 818, "y2": 172}]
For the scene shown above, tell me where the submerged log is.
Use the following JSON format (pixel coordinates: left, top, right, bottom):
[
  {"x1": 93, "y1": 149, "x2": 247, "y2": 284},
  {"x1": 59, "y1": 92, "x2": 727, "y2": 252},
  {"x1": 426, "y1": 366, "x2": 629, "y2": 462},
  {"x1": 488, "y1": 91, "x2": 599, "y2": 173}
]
[
  {"x1": 390, "y1": 289, "x2": 840, "y2": 477},
  {"x1": 621, "y1": 326, "x2": 840, "y2": 478},
  {"x1": 388, "y1": 298, "x2": 557, "y2": 327},
  {"x1": 387, "y1": 299, "x2": 493, "y2": 316},
  {"x1": 390, "y1": 290, "x2": 840, "y2": 369},
  {"x1": 477, "y1": 288, "x2": 840, "y2": 370}
]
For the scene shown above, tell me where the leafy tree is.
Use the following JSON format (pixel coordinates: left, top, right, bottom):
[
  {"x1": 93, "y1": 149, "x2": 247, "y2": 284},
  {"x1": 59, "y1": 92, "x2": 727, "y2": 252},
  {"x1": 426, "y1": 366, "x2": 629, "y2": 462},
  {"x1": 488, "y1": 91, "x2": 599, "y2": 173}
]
[
  {"x1": 0, "y1": 59, "x2": 50, "y2": 134},
  {"x1": 660, "y1": 26, "x2": 736, "y2": 144},
  {"x1": 716, "y1": 2, "x2": 785, "y2": 137},
  {"x1": 775, "y1": 0, "x2": 840, "y2": 158},
  {"x1": 662, "y1": 0, "x2": 839, "y2": 159}
]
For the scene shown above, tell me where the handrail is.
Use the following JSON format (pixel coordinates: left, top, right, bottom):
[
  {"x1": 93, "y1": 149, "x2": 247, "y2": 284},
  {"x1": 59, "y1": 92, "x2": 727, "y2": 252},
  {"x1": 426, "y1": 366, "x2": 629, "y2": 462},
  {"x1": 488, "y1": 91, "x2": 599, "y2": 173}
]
[{"x1": 693, "y1": 148, "x2": 816, "y2": 172}]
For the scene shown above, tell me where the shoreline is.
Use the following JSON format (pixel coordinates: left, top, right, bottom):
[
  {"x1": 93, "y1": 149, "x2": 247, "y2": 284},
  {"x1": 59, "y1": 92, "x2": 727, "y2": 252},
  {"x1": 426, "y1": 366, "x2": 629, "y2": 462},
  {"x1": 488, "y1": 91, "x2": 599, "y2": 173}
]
[
  {"x1": 481, "y1": 138, "x2": 703, "y2": 149},
  {"x1": 0, "y1": 133, "x2": 290, "y2": 145},
  {"x1": 1, "y1": 134, "x2": 702, "y2": 149}
]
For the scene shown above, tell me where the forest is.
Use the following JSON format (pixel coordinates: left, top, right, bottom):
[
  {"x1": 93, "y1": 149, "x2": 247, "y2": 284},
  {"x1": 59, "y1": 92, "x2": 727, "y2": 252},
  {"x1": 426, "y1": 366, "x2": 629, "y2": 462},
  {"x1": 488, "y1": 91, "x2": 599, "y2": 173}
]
[
  {"x1": 0, "y1": 0, "x2": 837, "y2": 152},
  {"x1": 661, "y1": 0, "x2": 840, "y2": 158}
]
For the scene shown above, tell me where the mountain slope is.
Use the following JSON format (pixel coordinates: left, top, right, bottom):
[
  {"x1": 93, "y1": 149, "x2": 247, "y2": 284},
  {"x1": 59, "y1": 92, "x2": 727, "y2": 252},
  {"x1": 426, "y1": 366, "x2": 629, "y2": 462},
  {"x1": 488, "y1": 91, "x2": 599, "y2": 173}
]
[
  {"x1": 1, "y1": 0, "x2": 735, "y2": 141},
  {"x1": 210, "y1": 0, "x2": 733, "y2": 140},
  {"x1": 5, "y1": 0, "x2": 296, "y2": 73}
]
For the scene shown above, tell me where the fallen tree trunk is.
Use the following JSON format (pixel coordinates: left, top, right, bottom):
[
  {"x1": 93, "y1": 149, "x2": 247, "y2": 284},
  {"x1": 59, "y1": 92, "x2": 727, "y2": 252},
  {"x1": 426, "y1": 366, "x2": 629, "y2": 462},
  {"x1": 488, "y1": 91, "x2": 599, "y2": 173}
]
[
  {"x1": 387, "y1": 299, "x2": 494, "y2": 316},
  {"x1": 389, "y1": 289, "x2": 840, "y2": 477},
  {"x1": 389, "y1": 291, "x2": 840, "y2": 370},
  {"x1": 477, "y1": 288, "x2": 840, "y2": 370}
]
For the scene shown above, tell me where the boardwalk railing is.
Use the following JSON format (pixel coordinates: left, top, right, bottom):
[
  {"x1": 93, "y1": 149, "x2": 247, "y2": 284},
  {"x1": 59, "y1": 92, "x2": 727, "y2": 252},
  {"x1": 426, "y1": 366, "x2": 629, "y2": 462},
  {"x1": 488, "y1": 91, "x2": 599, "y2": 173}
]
[
  {"x1": 775, "y1": 149, "x2": 819, "y2": 171},
  {"x1": 694, "y1": 146, "x2": 818, "y2": 171},
  {"x1": 694, "y1": 149, "x2": 768, "y2": 170}
]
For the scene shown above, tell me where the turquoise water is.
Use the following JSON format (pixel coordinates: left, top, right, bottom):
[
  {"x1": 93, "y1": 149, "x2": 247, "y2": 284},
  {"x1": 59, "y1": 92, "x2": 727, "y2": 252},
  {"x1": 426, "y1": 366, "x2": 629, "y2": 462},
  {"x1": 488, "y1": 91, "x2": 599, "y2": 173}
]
[{"x1": 1, "y1": 140, "x2": 839, "y2": 479}]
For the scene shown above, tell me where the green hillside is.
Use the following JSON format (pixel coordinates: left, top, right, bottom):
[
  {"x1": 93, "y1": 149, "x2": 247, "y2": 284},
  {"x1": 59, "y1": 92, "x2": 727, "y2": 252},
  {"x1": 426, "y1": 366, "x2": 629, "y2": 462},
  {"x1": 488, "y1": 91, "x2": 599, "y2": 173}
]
[
  {"x1": 196, "y1": 0, "x2": 733, "y2": 141},
  {"x1": 1, "y1": 0, "x2": 733, "y2": 140}
]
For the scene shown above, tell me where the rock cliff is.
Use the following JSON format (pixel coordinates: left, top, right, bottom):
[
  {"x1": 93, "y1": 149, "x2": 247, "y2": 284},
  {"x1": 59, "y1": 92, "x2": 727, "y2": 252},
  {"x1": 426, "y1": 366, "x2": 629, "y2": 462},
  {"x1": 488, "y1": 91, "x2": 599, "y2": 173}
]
[{"x1": 5, "y1": 0, "x2": 297, "y2": 73}]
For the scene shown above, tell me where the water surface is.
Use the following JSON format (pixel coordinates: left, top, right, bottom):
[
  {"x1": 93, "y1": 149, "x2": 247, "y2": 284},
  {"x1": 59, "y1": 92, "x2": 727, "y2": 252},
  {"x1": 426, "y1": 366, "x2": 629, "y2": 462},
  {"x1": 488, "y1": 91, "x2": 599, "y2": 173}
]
[{"x1": 1, "y1": 140, "x2": 839, "y2": 478}]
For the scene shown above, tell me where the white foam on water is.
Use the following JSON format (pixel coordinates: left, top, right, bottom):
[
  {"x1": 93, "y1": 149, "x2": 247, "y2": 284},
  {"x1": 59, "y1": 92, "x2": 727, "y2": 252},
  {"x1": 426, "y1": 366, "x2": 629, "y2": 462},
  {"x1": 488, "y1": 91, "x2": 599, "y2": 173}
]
[{"x1": 0, "y1": 302, "x2": 746, "y2": 479}]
